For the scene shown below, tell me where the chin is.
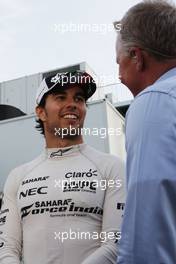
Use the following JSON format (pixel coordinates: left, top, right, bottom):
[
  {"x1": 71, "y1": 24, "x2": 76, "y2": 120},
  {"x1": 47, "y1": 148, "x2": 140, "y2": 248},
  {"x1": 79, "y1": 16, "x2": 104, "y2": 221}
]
[
  {"x1": 62, "y1": 134, "x2": 80, "y2": 140},
  {"x1": 121, "y1": 80, "x2": 136, "y2": 95},
  {"x1": 61, "y1": 126, "x2": 82, "y2": 138}
]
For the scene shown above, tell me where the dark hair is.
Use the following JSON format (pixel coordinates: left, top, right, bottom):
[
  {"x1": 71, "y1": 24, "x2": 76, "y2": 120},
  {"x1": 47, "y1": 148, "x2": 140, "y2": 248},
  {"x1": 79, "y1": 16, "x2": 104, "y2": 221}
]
[
  {"x1": 35, "y1": 94, "x2": 47, "y2": 136},
  {"x1": 35, "y1": 85, "x2": 87, "y2": 136}
]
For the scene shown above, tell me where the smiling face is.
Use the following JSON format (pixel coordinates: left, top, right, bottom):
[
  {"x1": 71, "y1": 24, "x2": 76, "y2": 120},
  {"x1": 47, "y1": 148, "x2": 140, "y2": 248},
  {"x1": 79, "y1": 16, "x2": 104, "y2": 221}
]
[{"x1": 36, "y1": 84, "x2": 87, "y2": 140}]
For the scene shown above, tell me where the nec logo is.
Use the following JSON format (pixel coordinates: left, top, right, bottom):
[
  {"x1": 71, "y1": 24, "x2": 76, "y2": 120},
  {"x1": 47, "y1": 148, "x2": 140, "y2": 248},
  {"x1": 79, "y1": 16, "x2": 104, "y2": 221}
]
[{"x1": 19, "y1": 186, "x2": 48, "y2": 199}]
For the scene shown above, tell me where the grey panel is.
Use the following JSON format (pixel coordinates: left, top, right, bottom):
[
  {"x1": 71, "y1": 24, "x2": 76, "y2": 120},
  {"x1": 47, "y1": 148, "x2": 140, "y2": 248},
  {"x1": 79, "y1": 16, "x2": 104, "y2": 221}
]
[
  {"x1": 0, "y1": 115, "x2": 44, "y2": 191},
  {"x1": 1, "y1": 78, "x2": 27, "y2": 113}
]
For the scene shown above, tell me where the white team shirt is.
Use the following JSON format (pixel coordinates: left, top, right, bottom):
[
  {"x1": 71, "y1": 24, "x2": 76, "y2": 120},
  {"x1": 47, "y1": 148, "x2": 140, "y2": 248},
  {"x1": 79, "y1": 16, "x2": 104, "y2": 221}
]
[{"x1": 0, "y1": 143, "x2": 125, "y2": 264}]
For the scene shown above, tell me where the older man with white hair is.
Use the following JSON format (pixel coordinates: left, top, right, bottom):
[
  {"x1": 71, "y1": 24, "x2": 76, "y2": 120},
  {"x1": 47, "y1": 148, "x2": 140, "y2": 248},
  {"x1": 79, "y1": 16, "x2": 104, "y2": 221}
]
[{"x1": 114, "y1": 0, "x2": 176, "y2": 263}]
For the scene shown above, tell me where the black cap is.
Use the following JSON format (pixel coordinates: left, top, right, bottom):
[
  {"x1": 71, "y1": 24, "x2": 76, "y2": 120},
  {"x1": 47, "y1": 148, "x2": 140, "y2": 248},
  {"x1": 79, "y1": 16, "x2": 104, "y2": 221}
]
[{"x1": 36, "y1": 70, "x2": 97, "y2": 105}]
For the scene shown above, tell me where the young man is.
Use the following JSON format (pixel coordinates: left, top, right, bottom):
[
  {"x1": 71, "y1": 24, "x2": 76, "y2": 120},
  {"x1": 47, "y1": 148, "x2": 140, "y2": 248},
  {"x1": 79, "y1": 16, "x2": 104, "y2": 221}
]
[
  {"x1": 0, "y1": 71, "x2": 125, "y2": 264},
  {"x1": 114, "y1": 1, "x2": 176, "y2": 263}
]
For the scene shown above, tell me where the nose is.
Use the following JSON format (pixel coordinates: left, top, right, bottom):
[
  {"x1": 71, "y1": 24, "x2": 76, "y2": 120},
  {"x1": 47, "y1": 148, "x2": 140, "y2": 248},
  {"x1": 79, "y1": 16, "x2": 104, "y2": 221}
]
[{"x1": 65, "y1": 97, "x2": 77, "y2": 110}]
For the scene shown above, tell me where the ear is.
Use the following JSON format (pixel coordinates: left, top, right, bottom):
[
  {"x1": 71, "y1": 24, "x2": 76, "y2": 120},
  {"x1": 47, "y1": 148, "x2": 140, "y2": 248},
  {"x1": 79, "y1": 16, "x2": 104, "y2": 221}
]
[
  {"x1": 35, "y1": 106, "x2": 47, "y2": 122},
  {"x1": 129, "y1": 47, "x2": 144, "y2": 72}
]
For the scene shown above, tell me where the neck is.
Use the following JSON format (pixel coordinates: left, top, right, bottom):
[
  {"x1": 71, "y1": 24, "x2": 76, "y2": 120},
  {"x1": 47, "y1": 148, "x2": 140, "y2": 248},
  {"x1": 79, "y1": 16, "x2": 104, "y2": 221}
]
[
  {"x1": 45, "y1": 133, "x2": 84, "y2": 148},
  {"x1": 134, "y1": 60, "x2": 176, "y2": 97}
]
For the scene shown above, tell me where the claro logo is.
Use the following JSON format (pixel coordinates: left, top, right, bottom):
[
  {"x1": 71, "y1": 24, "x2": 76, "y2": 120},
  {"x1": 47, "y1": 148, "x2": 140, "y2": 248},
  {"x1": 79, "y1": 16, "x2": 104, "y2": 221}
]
[
  {"x1": 19, "y1": 186, "x2": 48, "y2": 199},
  {"x1": 65, "y1": 169, "x2": 98, "y2": 178}
]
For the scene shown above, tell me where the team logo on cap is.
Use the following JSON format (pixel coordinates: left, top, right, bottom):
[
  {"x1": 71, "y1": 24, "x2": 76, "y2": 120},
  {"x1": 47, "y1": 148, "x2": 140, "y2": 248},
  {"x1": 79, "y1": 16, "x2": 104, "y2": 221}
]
[{"x1": 51, "y1": 72, "x2": 68, "y2": 84}]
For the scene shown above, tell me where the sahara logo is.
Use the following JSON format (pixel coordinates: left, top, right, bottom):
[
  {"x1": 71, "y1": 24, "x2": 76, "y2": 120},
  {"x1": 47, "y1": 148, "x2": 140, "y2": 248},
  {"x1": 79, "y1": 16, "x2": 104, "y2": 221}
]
[{"x1": 22, "y1": 176, "x2": 50, "y2": 185}]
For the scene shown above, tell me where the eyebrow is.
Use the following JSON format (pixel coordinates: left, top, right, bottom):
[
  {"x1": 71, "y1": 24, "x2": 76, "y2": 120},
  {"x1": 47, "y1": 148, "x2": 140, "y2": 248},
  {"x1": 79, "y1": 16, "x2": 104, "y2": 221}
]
[{"x1": 75, "y1": 91, "x2": 85, "y2": 97}]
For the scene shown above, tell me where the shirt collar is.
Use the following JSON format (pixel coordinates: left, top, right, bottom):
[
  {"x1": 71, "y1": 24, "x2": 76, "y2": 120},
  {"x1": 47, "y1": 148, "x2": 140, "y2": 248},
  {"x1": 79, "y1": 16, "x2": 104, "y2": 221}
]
[
  {"x1": 155, "y1": 67, "x2": 176, "y2": 84},
  {"x1": 45, "y1": 143, "x2": 86, "y2": 159},
  {"x1": 136, "y1": 67, "x2": 176, "y2": 98}
]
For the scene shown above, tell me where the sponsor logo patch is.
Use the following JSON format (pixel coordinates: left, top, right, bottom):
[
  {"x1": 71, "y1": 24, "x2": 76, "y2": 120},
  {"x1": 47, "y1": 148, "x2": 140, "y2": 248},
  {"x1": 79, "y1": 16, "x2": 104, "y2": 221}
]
[
  {"x1": 0, "y1": 216, "x2": 6, "y2": 226},
  {"x1": 63, "y1": 180, "x2": 96, "y2": 193},
  {"x1": 22, "y1": 176, "x2": 49, "y2": 186},
  {"x1": 21, "y1": 199, "x2": 103, "y2": 219},
  {"x1": 65, "y1": 169, "x2": 97, "y2": 178},
  {"x1": 117, "y1": 203, "x2": 125, "y2": 210},
  {"x1": 19, "y1": 186, "x2": 48, "y2": 199}
]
